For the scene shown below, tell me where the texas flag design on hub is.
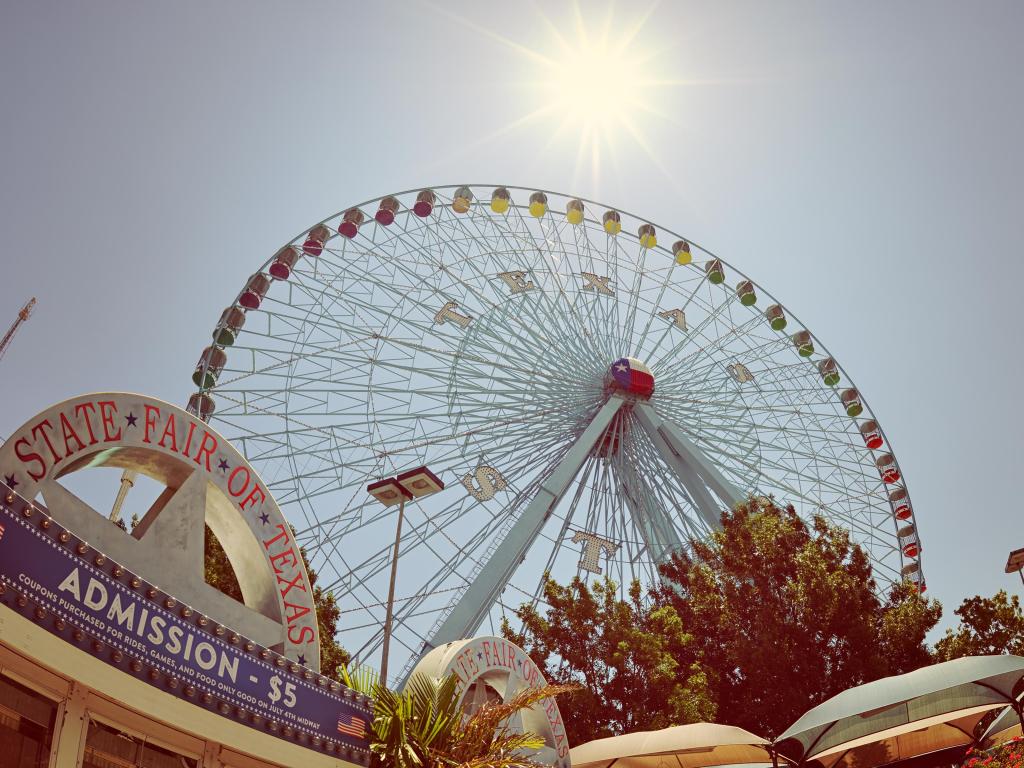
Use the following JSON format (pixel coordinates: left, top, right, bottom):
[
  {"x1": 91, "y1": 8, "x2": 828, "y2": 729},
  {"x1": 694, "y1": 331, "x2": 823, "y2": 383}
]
[{"x1": 610, "y1": 357, "x2": 655, "y2": 398}]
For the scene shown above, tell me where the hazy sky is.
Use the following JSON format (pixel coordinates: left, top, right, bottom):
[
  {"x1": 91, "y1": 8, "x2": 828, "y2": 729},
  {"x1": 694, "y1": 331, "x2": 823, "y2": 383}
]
[{"x1": 1, "y1": 1, "x2": 1022, "y2": 638}]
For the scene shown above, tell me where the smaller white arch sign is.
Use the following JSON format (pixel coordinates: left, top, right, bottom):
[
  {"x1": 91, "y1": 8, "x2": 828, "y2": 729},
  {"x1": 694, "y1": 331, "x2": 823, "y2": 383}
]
[{"x1": 409, "y1": 636, "x2": 570, "y2": 768}]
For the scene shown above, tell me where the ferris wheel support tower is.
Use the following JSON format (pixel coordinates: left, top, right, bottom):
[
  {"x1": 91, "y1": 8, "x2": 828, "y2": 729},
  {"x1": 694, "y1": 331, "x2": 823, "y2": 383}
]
[
  {"x1": 0, "y1": 298, "x2": 36, "y2": 362},
  {"x1": 420, "y1": 390, "x2": 744, "y2": 656}
]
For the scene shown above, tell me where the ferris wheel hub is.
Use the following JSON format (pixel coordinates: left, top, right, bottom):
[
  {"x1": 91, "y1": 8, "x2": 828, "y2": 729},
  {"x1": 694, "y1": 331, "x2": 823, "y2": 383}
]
[{"x1": 607, "y1": 356, "x2": 655, "y2": 398}]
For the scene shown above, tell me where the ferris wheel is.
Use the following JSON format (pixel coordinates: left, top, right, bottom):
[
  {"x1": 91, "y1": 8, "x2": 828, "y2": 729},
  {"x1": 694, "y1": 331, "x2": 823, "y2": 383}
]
[{"x1": 188, "y1": 185, "x2": 923, "y2": 683}]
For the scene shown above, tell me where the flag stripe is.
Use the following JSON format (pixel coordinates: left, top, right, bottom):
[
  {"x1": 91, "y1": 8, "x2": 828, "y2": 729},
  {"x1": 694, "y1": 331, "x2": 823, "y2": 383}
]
[{"x1": 337, "y1": 714, "x2": 367, "y2": 738}]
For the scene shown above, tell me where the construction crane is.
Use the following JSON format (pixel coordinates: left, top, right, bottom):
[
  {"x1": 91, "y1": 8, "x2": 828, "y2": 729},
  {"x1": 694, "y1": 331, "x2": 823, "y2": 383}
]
[{"x1": 0, "y1": 297, "x2": 36, "y2": 362}]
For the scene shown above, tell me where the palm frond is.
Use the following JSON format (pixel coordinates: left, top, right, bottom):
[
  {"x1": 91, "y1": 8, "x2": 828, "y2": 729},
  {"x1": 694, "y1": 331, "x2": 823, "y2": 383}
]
[
  {"x1": 452, "y1": 733, "x2": 550, "y2": 768},
  {"x1": 341, "y1": 662, "x2": 380, "y2": 695},
  {"x1": 447, "y1": 683, "x2": 579, "y2": 764},
  {"x1": 467, "y1": 683, "x2": 578, "y2": 735},
  {"x1": 368, "y1": 676, "x2": 578, "y2": 768}
]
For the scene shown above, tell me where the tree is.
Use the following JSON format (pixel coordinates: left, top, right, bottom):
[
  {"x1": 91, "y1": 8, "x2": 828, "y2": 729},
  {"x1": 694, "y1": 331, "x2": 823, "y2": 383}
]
[
  {"x1": 934, "y1": 590, "x2": 1024, "y2": 661},
  {"x1": 501, "y1": 575, "x2": 715, "y2": 745},
  {"x1": 655, "y1": 496, "x2": 941, "y2": 737},
  {"x1": 371, "y1": 673, "x2": 576, "y2": 768},
  {"x1": 202, "y1": 523, "x2": 351, "y2": 678}
]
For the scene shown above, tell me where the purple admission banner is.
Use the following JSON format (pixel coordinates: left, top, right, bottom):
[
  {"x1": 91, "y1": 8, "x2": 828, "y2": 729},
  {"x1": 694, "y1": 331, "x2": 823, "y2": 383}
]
[{"x1": 0, "y1": 484, "x2": 371, "y2": 763}]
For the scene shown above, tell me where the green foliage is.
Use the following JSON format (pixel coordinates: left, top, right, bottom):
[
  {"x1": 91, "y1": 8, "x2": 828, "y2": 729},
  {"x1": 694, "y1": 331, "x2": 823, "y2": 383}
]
[
  {"x1": 369, "y1": 673, "x2": 574, "y2": 768},
  {"x1": 307, "y1": 557, "x2": 352, "y2": 680},
  {"x1": 655, "y1": 496, "x2": 941, "y2": 737},
  {"x1": 507, "y1": 497, "x2": 942, "y2": 742},
  {"x1": 501, "y1": 575, "x2": 715, "y2": 745},
  {"x1": 204, "y1": 525, "x2": 244, "y2": 601},
  {"x1": 372, "y1": 673, "x2": 464, "y2": 768},
  {"x1": 934, "y1": 590, "x2": 1024, "y2": 661}
]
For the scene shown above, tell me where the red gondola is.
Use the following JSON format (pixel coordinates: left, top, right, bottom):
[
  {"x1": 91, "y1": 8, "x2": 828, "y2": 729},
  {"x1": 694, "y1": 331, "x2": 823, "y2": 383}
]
[
  {"x1": 860, "y1": 420, "x2": 883, "y2": 450},
  {"x1": 890, "y1": 488, "x2": 912, "y2": 520},
  {"x1": 303, "y1": 224, "x2": 331, "y2": 256},
  {"x1": 239, "y1": 273, "x2": 271, "y2": 310},
  {"x1": 376, "y1": 196, "x2": 400, "y2": 225},
  {"x1": 897, "y1": 524, "x2": 919, "y2": 558},
  {"x1": 269, "y1": 245, "x2": 300, "y2": 280},
  {"x1": 187, "y1": 392, "x2": 216, "y2": 421},
  {"x1": 414, "y1": 190, "x2": 436, "y2": 217},
  {"x1": 876, "y1": 453, "x2": 900, "y2": 484},
  {"x1": 339, "y1": 208, "x2": 364, "y2": 238}
]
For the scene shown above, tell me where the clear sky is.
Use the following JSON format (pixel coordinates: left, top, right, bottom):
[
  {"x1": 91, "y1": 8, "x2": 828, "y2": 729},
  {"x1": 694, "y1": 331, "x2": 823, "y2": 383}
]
[{"x1": 1, "y1": 1, "x2": 1021, "y2": 639}]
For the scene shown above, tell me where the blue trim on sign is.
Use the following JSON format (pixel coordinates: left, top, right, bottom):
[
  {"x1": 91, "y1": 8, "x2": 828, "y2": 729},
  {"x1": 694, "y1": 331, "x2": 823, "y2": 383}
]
[{"x1": 0, "y1": 483, "x2": 372, "y2": 764}]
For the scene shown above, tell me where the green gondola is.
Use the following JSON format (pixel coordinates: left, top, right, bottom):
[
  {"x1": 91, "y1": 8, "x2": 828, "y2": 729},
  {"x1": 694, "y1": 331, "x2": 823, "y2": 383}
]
[{"x1": 707, "y1": 259, "x2": 725, "y2": 284}]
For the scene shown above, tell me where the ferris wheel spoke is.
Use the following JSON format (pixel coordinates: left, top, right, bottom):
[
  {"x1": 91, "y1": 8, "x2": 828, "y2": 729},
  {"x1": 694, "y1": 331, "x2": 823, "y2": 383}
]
[
  {"x1": 695, "y1": 434, "x2": 886, "y2": 514},
  {"x1": 524, "y1": 212, "x2": 614, "y2": 360},
  {"x1": 632, "y1": 255, "x2": 683, "y2": 358},
  {"x1": 611, "y1": 440, "x2": 688, "y2": 561},
  {"x1": 522, "y1": 454, "x2": 601, "y2": 613},
  {"x1": 698, "y1": 419, "x2": 874, "y2": 482},
  {"x1": 539, "y1": 214, "x2": 617, "y2": 361},
  {"x1": 462, "y1": 209, "x2": 610, "y2": 364},
  {"x1": 259, "y1": 415, "x2": 580, "y2": 496},
  {"x1": 375, "y1": 327, "x2": 592, "y2": 389},
  {"x1": 569, "y1": 223, "x2": 624, "y2": 360},
  {"x1": 623, "y1": 427, "x2": 719, "y2": 544},
  {"x1": 616, "y1": 240, "x2": 656, "y2": 355},
  {"x1": 654, "y1": 284, "x2": 764, "y2": 370},
  {"x1": 305, "y1": 423, "x2": 577, "y2": 564},
  {"x1": 652, "y1": 398, "x2": 858, "y2": 460},
  {"x1": 654, "y1": 318, "x2": 781, "y2": 392},
  {"x1": 651, "y1": 298, "x2": 764, "y2": 379}
]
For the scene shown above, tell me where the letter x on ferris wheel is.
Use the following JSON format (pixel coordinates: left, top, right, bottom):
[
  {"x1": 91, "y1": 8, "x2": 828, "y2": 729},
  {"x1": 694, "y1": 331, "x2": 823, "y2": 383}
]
[{"x1": 189, "y1": 184, "x2": 924, "y2": 684}]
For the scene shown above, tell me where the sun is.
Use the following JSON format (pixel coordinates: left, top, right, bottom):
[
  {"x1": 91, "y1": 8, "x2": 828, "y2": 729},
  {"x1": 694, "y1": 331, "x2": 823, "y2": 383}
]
[
  {"x1": 517, "y1": 4, "x2": 677, "y2": 185},
  {"x1": 540, "y1": 31, "x2": 650, "y2": 134},
  {"x1": 424, "y1": 2, "x2": 689, "y2": 185}
]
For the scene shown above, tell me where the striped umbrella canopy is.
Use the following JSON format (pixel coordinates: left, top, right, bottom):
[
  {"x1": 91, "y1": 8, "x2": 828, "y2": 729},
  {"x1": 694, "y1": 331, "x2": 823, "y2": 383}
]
[
  {"x1": 570, "y1": 723, "x2": 782, "y2": 768},
  {"x1": 775, "y1": 656, "x2": 1024, "y2": 768}
]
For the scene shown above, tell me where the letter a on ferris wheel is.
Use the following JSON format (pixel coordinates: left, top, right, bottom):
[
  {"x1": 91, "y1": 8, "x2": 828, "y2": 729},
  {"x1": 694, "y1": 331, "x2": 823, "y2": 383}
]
[{"x1": 189, "y1": 185, "x2": 923, "y2": 683}]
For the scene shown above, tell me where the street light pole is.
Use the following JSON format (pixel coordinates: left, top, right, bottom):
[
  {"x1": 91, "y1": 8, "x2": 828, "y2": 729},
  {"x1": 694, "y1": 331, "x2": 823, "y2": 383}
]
[
  {"x1": 380, "y1": 495, "x2": 405, "y2": 688},
  {"x1": 1008, "y1": 547, "x2": 1024, "y2": 587},
  {"x1": 366, "y1": 465, "x2": 444, "y2": 689}
]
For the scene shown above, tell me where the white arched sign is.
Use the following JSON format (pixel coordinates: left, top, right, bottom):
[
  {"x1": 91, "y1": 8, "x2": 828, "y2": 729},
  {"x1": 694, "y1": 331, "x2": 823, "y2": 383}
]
[
  {"x1": 0, "y1": 392, "x2": 321, "y2": 668},
  {"x1": 409, "y1": 636, "x2": 570, "y2": 768}
]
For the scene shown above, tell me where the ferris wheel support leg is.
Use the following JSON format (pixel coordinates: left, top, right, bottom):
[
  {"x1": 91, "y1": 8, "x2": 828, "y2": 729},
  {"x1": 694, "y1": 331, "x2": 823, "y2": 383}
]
[
  {"x1": 420, "y1": 395, "x2": 628, "y2": 655},
  {"x1": 633, "y1": 402, "x2": 743, "y2": 532}
]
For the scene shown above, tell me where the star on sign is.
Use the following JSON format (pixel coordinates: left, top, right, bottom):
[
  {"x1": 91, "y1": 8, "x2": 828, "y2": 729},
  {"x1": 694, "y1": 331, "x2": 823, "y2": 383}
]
[
  {"x1": 615, "y1": 363, "x2": 627, "y2": 372},
  {"x1": 125, "y1": 412, "x2": 138, "y2": 427},
  {"x1": 218, "y1": 459, "x2": 229, "y2": 472},
  {"x1": 297, "y1": 654, "x2": 307, "y2": 666},
  {"x1": 258, "y1": 512, "x2": 270, "y2": 525},
  {"x1": 3, "y1": 474, "x2": 17, "y2": 489}
]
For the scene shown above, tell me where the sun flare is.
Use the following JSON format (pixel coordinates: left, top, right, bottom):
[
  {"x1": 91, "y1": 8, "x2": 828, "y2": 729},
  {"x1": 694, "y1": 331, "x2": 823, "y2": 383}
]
[
  {"x1": 426, "y1": 2, "x2": 693, "y2": 185},
  {"x1": 520, "y1": 4, "x2": 678, "y2": 185},
  {"x1": 540, "y1": 34, "x2": 649, "y2": 133}
]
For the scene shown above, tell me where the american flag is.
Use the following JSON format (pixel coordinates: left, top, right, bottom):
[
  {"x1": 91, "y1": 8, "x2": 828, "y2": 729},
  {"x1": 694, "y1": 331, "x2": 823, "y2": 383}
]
[{"x1": 337, "y1": 713, "x2": 367, "y2": 739}]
